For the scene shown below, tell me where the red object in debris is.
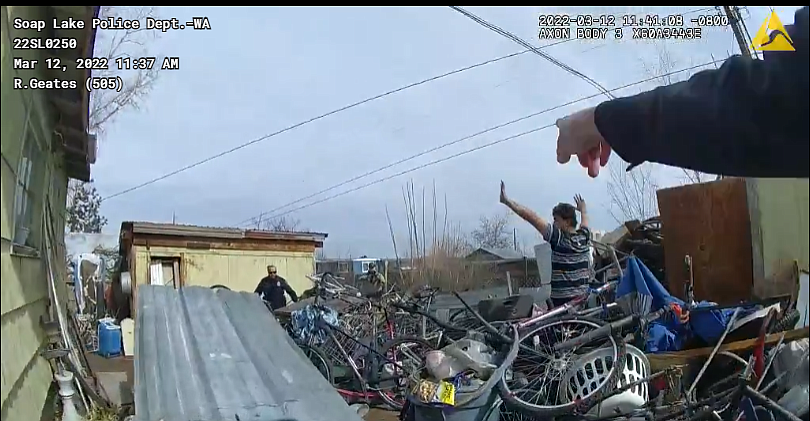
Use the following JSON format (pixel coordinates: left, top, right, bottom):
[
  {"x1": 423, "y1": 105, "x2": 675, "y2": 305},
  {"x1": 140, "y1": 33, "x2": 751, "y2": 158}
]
[
  {"x1": 669, "y1": 303, "x2": 690, "y2": 324},
  {"x1": 104, "y1": 284, "x2": 115, "y2": 313},
  {"x1": 652, "y1": 376, "x2": 668, "y2": 394},
  {"x1": 753, "y1": 328, "x2": 767, "y2": 378},
  {"x1": 753, "y1": 309, "x2": 776, "y2": 379}
]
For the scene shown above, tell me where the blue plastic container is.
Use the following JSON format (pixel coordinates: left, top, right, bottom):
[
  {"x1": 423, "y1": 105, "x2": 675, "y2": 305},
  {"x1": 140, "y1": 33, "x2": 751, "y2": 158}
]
[{"x1": 97, "y1": 319, "x2": 122, "y2": 358}]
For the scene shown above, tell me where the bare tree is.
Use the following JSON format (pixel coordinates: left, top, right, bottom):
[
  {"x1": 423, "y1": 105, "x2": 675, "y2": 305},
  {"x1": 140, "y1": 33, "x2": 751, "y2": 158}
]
[
  {"x1": 390, "y1": 180, "x2": 483, "y2": 291},
  {"x1": 606, "y1": 160, "x2": 660, "y2": 224},
  {"x1": 260, "y1": 215, "x2": 303, "y2": 232},
  {"x1": 67, "y1": 7, "x2": 163, "y2": 227},
  {"x1": 89, "y1": 6, "x2": 162, "y2": 134},
  {"x1": 471, "y1": 213, "x2": 512, "y2": 249}
]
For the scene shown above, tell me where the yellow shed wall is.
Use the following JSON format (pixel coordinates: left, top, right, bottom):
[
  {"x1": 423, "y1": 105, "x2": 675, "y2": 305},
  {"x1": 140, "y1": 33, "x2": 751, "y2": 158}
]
[{"x1": 131, "y1": 245, "x2": 316, "y2": 293}]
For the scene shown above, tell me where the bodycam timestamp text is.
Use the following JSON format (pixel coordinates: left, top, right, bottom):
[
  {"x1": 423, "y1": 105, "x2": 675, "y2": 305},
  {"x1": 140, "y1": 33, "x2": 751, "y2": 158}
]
[
  {"x1": 538, "y1": 13, "x2": 704, "y2": 41},
  {"x1": 10, "y1": 15, "x2": 191, "y2": 93}
]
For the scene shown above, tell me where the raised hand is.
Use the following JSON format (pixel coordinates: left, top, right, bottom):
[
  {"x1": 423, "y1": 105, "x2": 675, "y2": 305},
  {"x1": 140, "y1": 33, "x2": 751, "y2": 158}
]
[{"x1": 574, "y1": 194, "x2": 586, "y2": 212}]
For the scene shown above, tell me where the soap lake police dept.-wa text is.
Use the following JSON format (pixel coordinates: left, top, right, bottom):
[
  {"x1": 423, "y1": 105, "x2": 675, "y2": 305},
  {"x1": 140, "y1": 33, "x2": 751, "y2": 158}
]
[{"x1": 12, "y1": 16, "x2": 211, "y2": 34}]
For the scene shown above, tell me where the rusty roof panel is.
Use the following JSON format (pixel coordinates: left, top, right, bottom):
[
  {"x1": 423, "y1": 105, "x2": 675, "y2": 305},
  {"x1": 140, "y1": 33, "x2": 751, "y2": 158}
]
[
  {"x1": 124, "y1": 221, "x2": 328, "y2": 243},
  {"x1": 134, "y1": 285, "x2": 361, "y2": 421}
]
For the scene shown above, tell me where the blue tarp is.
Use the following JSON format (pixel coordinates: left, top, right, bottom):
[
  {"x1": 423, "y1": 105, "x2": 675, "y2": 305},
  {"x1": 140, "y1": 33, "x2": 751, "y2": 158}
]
[{"x1": 616, "y1": 257, "x2": 752, "y2": 353}]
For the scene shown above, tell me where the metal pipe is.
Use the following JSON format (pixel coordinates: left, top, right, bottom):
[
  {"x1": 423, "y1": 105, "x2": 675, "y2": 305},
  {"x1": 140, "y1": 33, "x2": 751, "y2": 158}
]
[
  {"x1": 609, "y1": 246, "x2": 623, "y2": 278},
  {"x1": 687, "y1": 307, "x2": 742, "y2": 400},
  {"x1": 745, "y1": 386, "x2": 802, "y2": 421}
]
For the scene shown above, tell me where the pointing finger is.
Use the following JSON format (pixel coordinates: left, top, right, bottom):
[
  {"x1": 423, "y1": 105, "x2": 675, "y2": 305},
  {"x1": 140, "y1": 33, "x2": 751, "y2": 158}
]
[
  {"x1": 557, "y1": 149, "x2": 572, "y2": 164},
  {"x1": 586, "y1": 147, "x2": 601, "y2": 178},
  {"x1": 599, "y1": 141, "x2": 612, "y2": 167}
]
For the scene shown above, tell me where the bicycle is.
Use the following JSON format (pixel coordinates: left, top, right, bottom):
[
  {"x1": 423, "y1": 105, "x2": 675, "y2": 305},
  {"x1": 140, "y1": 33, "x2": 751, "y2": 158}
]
[
  {"x1": 390, "y1": 285, "x2": 628, "y2": 418},
  {"x1": 290, "y1": 286, "x2": 434, "y2": 410}
]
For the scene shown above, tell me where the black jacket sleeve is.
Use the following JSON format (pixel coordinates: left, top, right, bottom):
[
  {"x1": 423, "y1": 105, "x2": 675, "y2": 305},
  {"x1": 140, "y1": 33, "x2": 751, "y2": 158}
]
[
  {"x1": 280, "y1": 277, "x2": 299, "y2": 302},
  {"x1": 254, "y1": 278, "x2": 264, "y2": 294},
  {"x1": 595, "y1": 6, "x2": 808, "y2": 178}
]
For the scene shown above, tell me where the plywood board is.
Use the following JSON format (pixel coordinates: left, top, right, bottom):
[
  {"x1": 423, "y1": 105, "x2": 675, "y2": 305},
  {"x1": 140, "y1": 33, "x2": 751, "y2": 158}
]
[
  {"x1": 657, "y1": 178, "x2": 753, "y2": 305},
  {"x1": 648, "y1": 327, "x2": 809, "y2": 372}
]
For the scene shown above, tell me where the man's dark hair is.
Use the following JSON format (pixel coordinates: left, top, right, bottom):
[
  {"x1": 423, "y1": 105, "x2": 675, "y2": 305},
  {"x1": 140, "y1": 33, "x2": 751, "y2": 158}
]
[{"x1": 552, "y1": 203, "x2": 578, "y2": 228}]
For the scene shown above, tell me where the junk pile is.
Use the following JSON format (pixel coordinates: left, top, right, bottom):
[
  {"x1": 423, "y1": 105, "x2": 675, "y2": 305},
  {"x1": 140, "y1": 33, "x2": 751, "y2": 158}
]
[
  {"x1": 274, "y1": 239, "x2": 807, "y2": 420},
  {"x1": 66, "y1": 250, "x2": 134, "y2": 360},
  {"x1": 594, "y1": 216, "x2": 665, "y2": 285}
]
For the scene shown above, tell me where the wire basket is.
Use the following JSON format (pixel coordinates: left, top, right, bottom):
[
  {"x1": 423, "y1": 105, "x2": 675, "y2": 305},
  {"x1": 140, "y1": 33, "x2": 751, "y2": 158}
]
[{"x1": 561, "y1": 345, "x2": 650, "y2": 416}]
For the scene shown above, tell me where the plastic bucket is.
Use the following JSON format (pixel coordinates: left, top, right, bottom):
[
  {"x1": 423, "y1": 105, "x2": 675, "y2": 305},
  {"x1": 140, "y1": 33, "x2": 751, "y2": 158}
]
[
  {"x1": 97, "y1": 319, "x2": 122, "y2": 358},
  {"x1": 411, "y1": 384, "x2": 500, "y2": 421}
]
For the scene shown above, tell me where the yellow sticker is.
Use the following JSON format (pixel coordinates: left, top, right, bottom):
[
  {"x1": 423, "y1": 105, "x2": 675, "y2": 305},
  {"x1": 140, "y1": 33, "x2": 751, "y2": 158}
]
[{"x1": 437, "y1": 381, "x2": 456, "y2": 406}]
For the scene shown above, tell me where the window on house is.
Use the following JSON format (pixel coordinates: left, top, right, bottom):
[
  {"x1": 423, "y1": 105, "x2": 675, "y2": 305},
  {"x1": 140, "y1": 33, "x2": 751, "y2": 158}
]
[
  {"x1": 13, "y1": 120, "x2": 44, "y2": 249},
  {"x1": 337, "y1": 261, "x2": 349, "y2": 272},
  {"x1": 362, "y1": 262, "x2": 370, "y2": 273}
]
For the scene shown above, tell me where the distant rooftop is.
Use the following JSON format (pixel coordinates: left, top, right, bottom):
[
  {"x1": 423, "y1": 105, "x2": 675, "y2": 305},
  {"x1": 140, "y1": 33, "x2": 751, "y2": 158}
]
[{"x1": 467, "y1": 247, "x2": 530, "y2": 260}]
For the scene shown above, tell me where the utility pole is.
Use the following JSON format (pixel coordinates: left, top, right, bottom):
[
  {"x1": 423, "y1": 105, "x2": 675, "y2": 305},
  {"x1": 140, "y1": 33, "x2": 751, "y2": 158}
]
[{"x1": 723, "y1": 6, "x2": 753, "y2": 58}]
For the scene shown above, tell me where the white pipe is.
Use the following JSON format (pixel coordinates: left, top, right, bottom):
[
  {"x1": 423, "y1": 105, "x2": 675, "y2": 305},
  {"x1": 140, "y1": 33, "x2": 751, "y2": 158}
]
[
  {"x1": 43, "y1": 208, "x2": 90, "y2": 410},
  {"x1": 55, "y1": 370, "x2": 83, "y2": 421}
]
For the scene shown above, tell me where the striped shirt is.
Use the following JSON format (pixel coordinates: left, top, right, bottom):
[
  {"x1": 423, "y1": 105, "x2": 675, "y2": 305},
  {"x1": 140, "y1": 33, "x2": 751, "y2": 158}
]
[{"x1": 541, "y1": 225, "x2": 593, "y2": 300}]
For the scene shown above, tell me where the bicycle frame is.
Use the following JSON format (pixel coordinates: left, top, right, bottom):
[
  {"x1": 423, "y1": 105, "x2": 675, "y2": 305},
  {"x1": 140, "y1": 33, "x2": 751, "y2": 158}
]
[
  {"x1": 516, "y1": 280, "x2": 619, "y2": 330},
  {"x1": 303, "y1": 291, "x2": 416, "y2": 403},
  {"x1": 310, "y1": 313, "x2": 417, "y2": 404}
]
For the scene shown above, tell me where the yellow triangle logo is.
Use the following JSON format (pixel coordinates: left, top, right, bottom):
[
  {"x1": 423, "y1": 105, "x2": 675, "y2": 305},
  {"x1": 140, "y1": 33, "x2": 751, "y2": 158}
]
[{"x1": 751, "y1": 11, "x2": 795, "y2": 51}]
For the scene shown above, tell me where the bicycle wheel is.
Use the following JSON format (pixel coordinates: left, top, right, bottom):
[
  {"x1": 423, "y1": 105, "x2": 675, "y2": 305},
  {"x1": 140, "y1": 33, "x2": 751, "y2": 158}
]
[
  {"x1": 498, "y1": 316, "x2": 626, "y2": 418},
  {"x1": 377, "y1": 336, "x2": 435, "y2": 410},
  {"x1": 297, "y1": 342, "x2": 335, "y2": 385}
]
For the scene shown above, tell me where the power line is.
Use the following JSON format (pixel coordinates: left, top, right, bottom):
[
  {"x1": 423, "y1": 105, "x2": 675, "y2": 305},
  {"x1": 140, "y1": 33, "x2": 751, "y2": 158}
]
[
  {"x1": 100, "y1": 39, "x2": 577, "y2": 203},
  {"x1": 266, "y1": 124, "x2": 553, "y2": 221},
  {"x1": 449, "y1": 6, "x2": 616, "y2": 100},
  {"x1": 448, "y1": 6, "x2": 717, "y2": 99},
  {"x1": 242, "y1": 58, "x2": 726, "y2": 225}
]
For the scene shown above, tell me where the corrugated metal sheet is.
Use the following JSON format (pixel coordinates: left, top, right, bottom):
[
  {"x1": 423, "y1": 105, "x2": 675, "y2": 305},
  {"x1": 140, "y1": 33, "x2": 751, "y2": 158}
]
[{"x1": 134, "y1": 285, "x2": 363, "y2": 421}]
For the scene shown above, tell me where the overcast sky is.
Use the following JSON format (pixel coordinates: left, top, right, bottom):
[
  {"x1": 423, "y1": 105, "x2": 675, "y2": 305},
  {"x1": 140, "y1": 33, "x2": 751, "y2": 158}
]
[{"x1": 90, "y1": 6, "x2": 801, "y2": 257}]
